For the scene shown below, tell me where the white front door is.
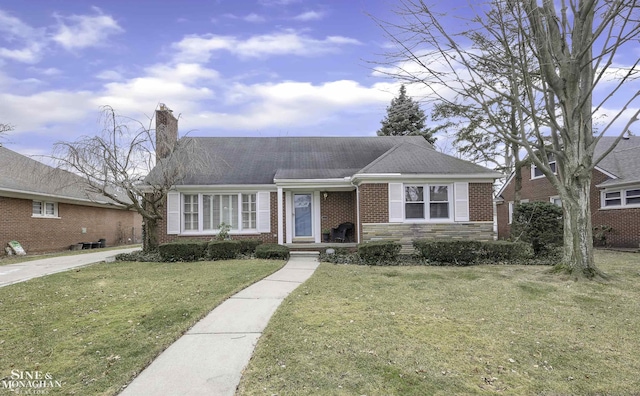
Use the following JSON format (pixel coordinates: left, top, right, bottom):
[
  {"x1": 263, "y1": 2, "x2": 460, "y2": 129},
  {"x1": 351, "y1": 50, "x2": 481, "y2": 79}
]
[{"x1": 294, "y1": 193, "x2": 313, "y2": 238}]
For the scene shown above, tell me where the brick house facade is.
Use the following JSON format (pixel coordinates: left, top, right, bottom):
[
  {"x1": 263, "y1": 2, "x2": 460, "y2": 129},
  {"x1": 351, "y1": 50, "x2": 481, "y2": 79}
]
[
  {"x1": 148, "y1": 107, "x2": 501, "y2": 249},
  {"x1": 1, "y1": 146, "x2": 142, "y2": 255},
  {"x1": 496, "y1": 137, "x2": 640, "y2": 248},
  {"x1": 0, "y1": 196, "x2": 142, "y2": 254}
]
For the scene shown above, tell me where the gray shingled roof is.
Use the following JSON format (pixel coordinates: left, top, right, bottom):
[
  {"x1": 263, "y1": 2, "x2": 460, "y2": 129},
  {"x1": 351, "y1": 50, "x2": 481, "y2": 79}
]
[
  {"x1": 0, "y1": 146, "x2": 121, "y2": 205},
  {"x1": 359, "y1": 142, "x2": 500, "y2": 175},
  {"x1": 156, "y1": 136, "x2": 499, "y2": 186},
  {"x1": 594, "y1": 136, "x2": 640, "y2": 186}
]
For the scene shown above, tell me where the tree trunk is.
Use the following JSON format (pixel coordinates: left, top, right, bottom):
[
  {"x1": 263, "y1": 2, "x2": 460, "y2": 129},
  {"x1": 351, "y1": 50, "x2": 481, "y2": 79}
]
[
  {"x1": 557, "y1": 175, "x2": 605, "y2": 279},
  {"x1": 144, "y1": 218, "x2": 159, "y2": 253}
]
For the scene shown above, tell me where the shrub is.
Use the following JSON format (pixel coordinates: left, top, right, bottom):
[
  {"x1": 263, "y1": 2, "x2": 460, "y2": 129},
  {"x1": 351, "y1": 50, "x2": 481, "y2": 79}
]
[
  {"x1": 115, "y1": 251, "x2": 162, "y2": 262},
  {"x1": 357, "y1": 240, "x2": 401, "y2": 265},
  {"x1": 238, "y1": 239, "x2": 263, "y2": 255},
  {"x1": 478, "y1": 240, "x2": 534, "y2": 264},
  {"x1": 255, "y1": 244, "x2": 290, "y2": 260},
  {"x1": 207, "y1": 240, "x2": 241, "y2": 260},
  {"x1": 158, "y1": 241, "x2": 208, "y2": 262},
  {"x1": 413, "y1": 240, "x2": 482, "y2": 266},
  {"x1": 511, "y1": 201, "x2": 563, "y2": 256}
]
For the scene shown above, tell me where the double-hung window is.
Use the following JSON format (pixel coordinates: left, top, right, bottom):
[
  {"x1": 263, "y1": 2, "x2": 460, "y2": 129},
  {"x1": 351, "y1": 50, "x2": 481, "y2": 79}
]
[
  {"x1": 404, "y1": 184, "x2": 451, "y2": 220},
  {"x1": 183, "y1": 194, "x2": 199, "y2": 230},
  {"x1": 625, "y1": 189, "x2": 640, "y2": 205},
  {"x1": 32, "y1": 201, "x2": 58, "y2": 217}
]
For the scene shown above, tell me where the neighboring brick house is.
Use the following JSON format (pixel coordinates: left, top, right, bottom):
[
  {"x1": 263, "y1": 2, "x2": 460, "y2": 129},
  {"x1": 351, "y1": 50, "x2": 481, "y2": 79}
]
[
  {"x1": 496, "y1": 137, "x2": 640, "y2": 248},
  {"x1": 149, "y1": 108, "x2": 501, "y2": 249},
  {"x1": 0, "y1": 146, "x2": 142, "y2": 254}
]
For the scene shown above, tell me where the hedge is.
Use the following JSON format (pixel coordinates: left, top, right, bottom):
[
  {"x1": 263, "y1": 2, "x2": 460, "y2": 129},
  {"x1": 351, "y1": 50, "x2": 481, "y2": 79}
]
[
  {"x1": 413, "y1": 240, "x2": 481, "y2": 266},
  {"x1": 158, "y1": 240, "x2": 208, "y2": 262},
  {"x1": 207, "y1": 240, "x2": 241, "y2": 260},
  {"x1": 255, "y1": 244, "x2": 290, "y2": 260},
  {"x1": 413, "y1": 239, "x2": 537, "y2": 266},
  {"x1": 357, "y1": 240, "x2": 401, "y2": 265},
  {"x1": 238, "y1": 239, "x2": 263, "y2": 255}
]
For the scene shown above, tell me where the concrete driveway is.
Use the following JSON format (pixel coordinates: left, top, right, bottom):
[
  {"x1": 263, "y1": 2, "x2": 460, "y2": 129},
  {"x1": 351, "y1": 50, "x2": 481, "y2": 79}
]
[{"x1": 0, "y1": 246, "x2": 141, "y2": 288}]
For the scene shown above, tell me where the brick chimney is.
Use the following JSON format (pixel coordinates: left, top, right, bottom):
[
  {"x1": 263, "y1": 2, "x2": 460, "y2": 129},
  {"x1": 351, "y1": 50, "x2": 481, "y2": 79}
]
[{"x1": 156, "y1": 103, "x2": 178, "y2": 161}]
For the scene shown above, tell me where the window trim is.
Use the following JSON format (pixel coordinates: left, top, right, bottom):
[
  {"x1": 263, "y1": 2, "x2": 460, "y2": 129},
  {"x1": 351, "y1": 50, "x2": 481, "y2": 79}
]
[
  {"x1": 508, "y1": 199, "x2": 529, "y2": 224},
  {"x1": 32, "y1": 200, "x2": 59, "y2": 218},
  {"x1": 181, "y1": 192, "x2": 259, "y2": 235},
  {"x1": 403, "y1": 183, "x2": 453, "y2": 222},
  {"x1": 600, "y1": 187, "x2": 640, "y2": 209},
  {"x1": 549, "y1": 196, "x2": 562, "y2": 207}
]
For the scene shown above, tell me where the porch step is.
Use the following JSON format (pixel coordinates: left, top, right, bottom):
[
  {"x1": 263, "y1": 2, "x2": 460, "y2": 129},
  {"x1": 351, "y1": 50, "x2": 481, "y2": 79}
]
[{"x1": 289, "y1": 251, "x2": 320, "y2": 257}]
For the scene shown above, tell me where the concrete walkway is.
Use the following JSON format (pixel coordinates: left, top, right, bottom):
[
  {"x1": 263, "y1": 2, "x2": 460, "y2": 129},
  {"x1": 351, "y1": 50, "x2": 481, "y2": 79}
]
[
  {"x1": 119, "y1": 252, "x2": 320, "y2": 396},
  {"x1": 0, "y1": 246, "x2": 141, "y2": 288}
]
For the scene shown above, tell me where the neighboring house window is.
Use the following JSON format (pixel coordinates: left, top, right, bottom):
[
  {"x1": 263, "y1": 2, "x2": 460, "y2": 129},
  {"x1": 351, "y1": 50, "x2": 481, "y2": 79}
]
[
  {"x1": 603, "y1": 191, "x2": 622, "y2": 207},
  {"x1": 508, "y1": 199, "x2": 529, "y2": 224},
  {"x1": 602, "y1": 188, "x2": 640, "y2": 208},
  {"x1": 531, "y1": 153, "x2": 557, "y2": 179},
  {"x1": 32, "y1": 201, "x2": 58, "y2": 217},
  {"x1": 404, "y1": 184, "x2": 451, "y2": 220},
  {"x1": 183, "y1": 194, "x2": 199, "y2": 231},
  {"x1": 550, "y1": 196, "x2": 562, "y2": 207},
  {"x1": 626, "y1": 189, "x2": 640, "y2": 205}
]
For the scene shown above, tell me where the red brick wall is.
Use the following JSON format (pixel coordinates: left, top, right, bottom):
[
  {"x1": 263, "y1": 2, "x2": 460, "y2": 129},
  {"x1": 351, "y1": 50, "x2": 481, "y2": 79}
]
[
  {"x1": 0, "y1": 196, "x2": 142, "y2": 254},
  {"x1": 320, "y1": 191, "x2": 356, "y2": 232},
  {"x1": 359, "y1": 183, "x2": 388, "y2": 224},
  {"x1": 497, "y1": 165, "x2": 640, "y2": 248},
  {"x1": 469, "y1": 183, "x2": 494, "y2": 222}
]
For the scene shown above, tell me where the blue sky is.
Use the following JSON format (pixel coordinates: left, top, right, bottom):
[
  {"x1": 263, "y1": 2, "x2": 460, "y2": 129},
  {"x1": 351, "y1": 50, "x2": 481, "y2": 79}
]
[
  {"x1": 0, "y1": 0, "x2": 638, "y2": 161},
  {"x1": 0, "y1": 0, "x2": 413, "y2": 157}
]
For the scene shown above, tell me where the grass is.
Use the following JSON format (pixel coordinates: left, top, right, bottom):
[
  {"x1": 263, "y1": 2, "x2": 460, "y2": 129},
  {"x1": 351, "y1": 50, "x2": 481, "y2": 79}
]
[
  {"x1": 0, "y1": 245, "x2": 142, "y2": 266},
  {"x1": 0, "y1": 258, "x2": 283, "y2": 395},
  {"x1": 238, "y1": 250, "x2": 640, "y2": 395}
]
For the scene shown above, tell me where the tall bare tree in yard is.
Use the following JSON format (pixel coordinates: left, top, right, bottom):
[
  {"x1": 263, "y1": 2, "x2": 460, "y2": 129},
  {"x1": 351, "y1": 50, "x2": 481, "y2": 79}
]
[
  {"x1": 376, "y1": 0, "x2": 640, "y2": 278},
  {"x1": 53, "y1": 105, "x2": 203, "y2": 252}
]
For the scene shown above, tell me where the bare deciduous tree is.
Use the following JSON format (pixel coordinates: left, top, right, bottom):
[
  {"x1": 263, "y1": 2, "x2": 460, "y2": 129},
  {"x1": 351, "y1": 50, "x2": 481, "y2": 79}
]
[
  {"x1": 53, "y1": 105, "x2": 204, "y2": 252},
  {"x1": 1, "y1": 123, "x2": 13, "y2": 135},
  {"x1": 376, "y1": 0, "x2": 640, "y2": 279}
]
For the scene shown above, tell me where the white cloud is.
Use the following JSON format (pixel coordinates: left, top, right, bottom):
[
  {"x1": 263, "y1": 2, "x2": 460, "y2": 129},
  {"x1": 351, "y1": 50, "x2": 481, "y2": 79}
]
[
  {"x1": 172, "y1": 30, "x2": 361, "y2": 62},
  {"x1": 292, "y1": 11, "x2": 325, "y2": 21},
  {"x1": 28, "y1": 67, "x2": 62, "y2": 76},
  {"x1": 244, "y1": 13, "x2": 266, "y2": 23},
  {"x1": 96, "y1": 70, "x2": 124, "y2": 81},
  {"x1": 182, "y1": 79, "x2": 398, "y2": 131},
  {"x1": 0, "y1": 10, "x2": 45, "y2": 63},
  {"x1": 258, "y1": 0, "x2": 300, "y2": 6},
  {"x1": 52, "y1": 7, "x2": 123, "y2": 50}
]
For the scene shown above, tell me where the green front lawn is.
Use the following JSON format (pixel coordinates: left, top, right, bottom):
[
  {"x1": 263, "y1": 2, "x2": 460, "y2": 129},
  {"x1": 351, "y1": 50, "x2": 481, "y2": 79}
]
[
  {"x1": 0, "y1": 259, "x2": 283, "y2": 395},
  {"x1": 238, "y1": 250, "x2": 640, "y2": 395}
]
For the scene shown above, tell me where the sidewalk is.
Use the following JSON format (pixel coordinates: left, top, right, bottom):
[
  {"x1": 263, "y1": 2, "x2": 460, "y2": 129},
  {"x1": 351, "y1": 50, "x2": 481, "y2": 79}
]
[
  {"x1": 0, "y1": 246, "x2": 141, "y2": 288},
  {"x1": 119, "y1": 252, "x2": 320, "y2": 396}
]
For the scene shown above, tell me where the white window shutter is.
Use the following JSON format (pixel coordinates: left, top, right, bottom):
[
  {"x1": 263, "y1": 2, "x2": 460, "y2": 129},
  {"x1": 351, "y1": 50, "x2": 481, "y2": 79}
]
[
  {"x1": 454, "y1": 182, "x2": 469, "y2": 222},
  {"x1": 257, "y1": 191, "x2": 271, "y2": 233},
  {"x1": 388, "y1": 183, "x2": 404, "y2": 223},
  {"x1": 166, "y1": 192, "x2": 181, "y2": 234}
]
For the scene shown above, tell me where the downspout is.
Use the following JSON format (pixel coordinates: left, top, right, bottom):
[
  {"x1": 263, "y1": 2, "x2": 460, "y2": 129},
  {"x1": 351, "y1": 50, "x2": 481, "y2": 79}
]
[{"x1": 351, "y1": 179, "x2": 361, "y2": 244}]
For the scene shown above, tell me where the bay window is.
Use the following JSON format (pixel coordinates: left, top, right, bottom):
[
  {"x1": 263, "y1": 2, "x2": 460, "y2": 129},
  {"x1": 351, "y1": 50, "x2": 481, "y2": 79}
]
[{"x1": 183, "y1": 193, "x2": 257, "y2": 232}]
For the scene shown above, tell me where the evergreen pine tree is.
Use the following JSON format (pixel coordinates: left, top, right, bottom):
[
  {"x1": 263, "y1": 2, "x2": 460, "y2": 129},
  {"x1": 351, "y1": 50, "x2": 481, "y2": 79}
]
[{"x1": 377, "y1": 85, "x2": 436, "y2": 144}]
